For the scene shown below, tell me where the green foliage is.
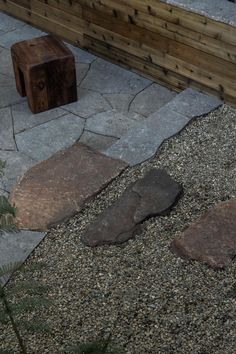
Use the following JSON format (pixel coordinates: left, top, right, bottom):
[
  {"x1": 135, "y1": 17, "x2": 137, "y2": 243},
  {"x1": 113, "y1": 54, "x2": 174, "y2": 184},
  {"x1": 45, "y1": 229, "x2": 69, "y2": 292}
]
[
  {"x1": 0, "y1": 196, "x2": 17, "y2": 232},
  {"x1": 65, "y1": 338, "x2": 123, "y2": 354}
]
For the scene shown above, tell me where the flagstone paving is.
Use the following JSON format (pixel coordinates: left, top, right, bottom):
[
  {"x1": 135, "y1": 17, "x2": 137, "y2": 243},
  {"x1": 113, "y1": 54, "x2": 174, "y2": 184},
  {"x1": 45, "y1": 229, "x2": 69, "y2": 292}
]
[{"x1": 0, "y1": 11, "x2": 223, "y2": 284}]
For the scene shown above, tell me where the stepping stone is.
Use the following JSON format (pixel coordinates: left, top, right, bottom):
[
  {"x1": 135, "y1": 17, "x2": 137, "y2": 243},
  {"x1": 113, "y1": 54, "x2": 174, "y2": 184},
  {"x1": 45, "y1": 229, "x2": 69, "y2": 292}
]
[
  {"x1": 82, "y1": 169, "x2": 182, "y2": 247},
  {"x1": 16, "y1": 113, "x2": 85, "y2": 161},
  {"x1": 9, "y1": 142, "x2": 127, "y2": 231},
  {"x1": 0, "y1": 25, "x2": 43, "y2": 49},
  {"x1": 81, "y1": 58, "x2": 151, "y2": 94},
  {"x1": 104, "y1": 107, "x2": 189, "y2": 166},
  {"x1": 0, "y1": 47, "x2": 14, "y2": 77},
  {"x1": 103, "y1": 93, "x2": 134, "y2": 113},
  {"x1": 164, "y1": 88, "x2": 222, "y2": 118},
  {"x1": 171, "y1": 198, "x2": 236, "y2": 269},
  {"x1": 0, "y1": 12, "x2": 25, "y2": 33},
  {"x1": 0, "y1": 230, "x2": 46, "y2": 286},
  {"x1": 85, "y1": 109, "x2": 146, "y2": 139},
  {"x1": 79, "y1": 131, "x2": 118, "y2": 152},
  {"x1": 65, "y1": 43, "x2": 96, "y2": 64},
  {"x1": 64, "y1": 88, "x2": 110, "y2": 118},
  {"x1": 0, "y1": 73, "x2": 25, "y2": 108},
  {"x1": 130, "y1": 83, "x2": 177, "y2": 116},
  {"x1": 75, "y1": 63, "x2": 90, "y2": 86},
  {"x1": 0, "y1": 151, "x2": 36, "y2": 192},
  {"x1": 12, "y1": 101, "x2": 67, "y2": 133},
  {"x1": 0, "y1": 107, "x2": 16, "y2": 150}
]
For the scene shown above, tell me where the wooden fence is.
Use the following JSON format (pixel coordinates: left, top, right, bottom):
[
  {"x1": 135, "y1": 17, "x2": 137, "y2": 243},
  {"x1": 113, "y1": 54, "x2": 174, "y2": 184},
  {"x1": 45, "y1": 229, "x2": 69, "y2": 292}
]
[{"x1": 1, "y1": 0, "x2": 236, "y2": 105}]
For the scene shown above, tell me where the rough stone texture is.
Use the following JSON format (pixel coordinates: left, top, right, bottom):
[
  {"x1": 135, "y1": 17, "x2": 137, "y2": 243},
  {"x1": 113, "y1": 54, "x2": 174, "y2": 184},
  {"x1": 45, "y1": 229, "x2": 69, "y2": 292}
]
[
  {"x1": 0, "y1": 107, "x2": 16, "y2": 150},
  {"x1": 85, "y1": 109, "x2": 146, "y2": 138},
  {"x1": 171, "y1": 198, "x2": 236, "y2": 268},
  {"x1": 65, "y1": 43, "x2": 96, "y2": 64},
  {"x1": 79, "y1": 131, "x2": 118, "y2": 152},
  {"x1": 82, "y1": 169, "x2": 182, "y2": 246},
  {"x1": 64, "y1": 88, "x2": 110, "y2": 118},
  {"x1": 12, "y1": 101, "x2": 67, "y2": 133},
  {"x1": 163, "y1": 0, "x2": 236, "y2": 26},
  {"x1": 105, "y1": 108, "x2": 189, "y2": 165},
  {"x1": 0, "y1": 47, "x2": 14, "y2": 77},
  {"x1": 9, "y1": 142, "x2": 127, "y2": 231},
  {"x1": 81, "y1": 58, "x2": 151, "y2": 94},
  {"x1": 0, "y1": 12, "x2": 25, "y2": 32},
  {"x1": 0, "y1": 73, "x2": 25, "y2": 108},
  {"x1": 130, "y1": 83, "x2": 177, "y2": 116},
  {"x1": 0, "y1": 230, "x2": 46, "y2": 285},
  {"x1": 165, "y1": 88, "x2": 222, "y2": 118},
  {"x1": 0, "y1": 24, "x2": 43, "y2": 49},
  {"x1": 0, "y1": 151, "x2": 36, "y2": 191},
  {"x1": 75, "y1": 63, "x2": 90, "y2": 86},
  {"x1": 15, "y1": 113, "x2": 85, "y2": 161},
  {"x1": 103, "y1": 93, "x2": 134, "y2": 112}
]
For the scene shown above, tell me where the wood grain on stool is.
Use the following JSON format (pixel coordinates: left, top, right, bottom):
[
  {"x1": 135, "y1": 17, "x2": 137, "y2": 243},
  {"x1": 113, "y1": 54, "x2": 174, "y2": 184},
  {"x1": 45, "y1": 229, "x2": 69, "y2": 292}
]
[{"x1": 11, "y1": 35, "x2": 77, "y2": 113}]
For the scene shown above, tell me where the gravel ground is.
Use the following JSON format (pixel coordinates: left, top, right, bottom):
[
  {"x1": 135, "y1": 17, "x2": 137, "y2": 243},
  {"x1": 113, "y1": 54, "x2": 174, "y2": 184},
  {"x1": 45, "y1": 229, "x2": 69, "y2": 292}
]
[{"x1": 1, "y1": 104, "x2": 236, "y2": 354}]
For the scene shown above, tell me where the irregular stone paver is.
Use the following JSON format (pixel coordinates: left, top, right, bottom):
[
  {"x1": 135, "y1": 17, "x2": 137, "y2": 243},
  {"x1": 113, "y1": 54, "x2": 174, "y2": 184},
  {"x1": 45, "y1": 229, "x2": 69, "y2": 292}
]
[
  {"x1": 104, "y1": 107, "x2": 189, "y2": 165},
  {"x1": 79, "y1": 130, "x2": 118, "y2": 152},
  {"x1": 171, "y1": 198, "x2": 236, "y2": 269},
  {"x1": 65, "y1": 43, "x2": 96, "y2": 63},
  {"x1": 130, "y1": 83, "x2": 177, "y2": 116},
  {"x1": 0, "y1": 12, "x2": 25, "y2": 32},
  {"x1": 86, "y1": 109, "x2": 146, "y2": 138},
  {"x1": 0, "y1": 73, "x2": 25, "y2": 107},
  {"x1": 0, "y1": 230, "x2": 46, "y2": 285},
  {"x1": 0, "y1": 107, "x2": 16, "y2": 150},
  {"x1": 15, "y1": 113, "x2": 85, "y2": 161},
  {"x1": 64, "y1": 88, "x2": 110, "y2": 118},
  {"x1": 105, "y1": 89, "x2": 222, "y2": 165},
  {"x1": 0, "y1": 25, "x2": 43, "y2": 49},
  {"x1": 81, "y1": 58, "x2": 151, "y2": 94},
  {"x1": 103, "y1": 93, "x2": 134, "y2": 112},
  {"x1": 9, "y1": 142, "x2": 127, "y2": 231},
  {"x1": 165, "y1": 88, "x2": 222, "y2": 118},
  {"x1": 0, "y1": 151, "x2": 36, "y2": 192},
  {"x1": 12, "y1": 101, "x2": 67, "y2": 133},
  {"x1": 75, "y1": 63, "x2": 90, "y2": 86},
  {"x1": 82, "y1": 169, "x2": 182, "y2": 246},
  {"x1": 0, "y1": 47, "x2": 14, "y2": 77}
]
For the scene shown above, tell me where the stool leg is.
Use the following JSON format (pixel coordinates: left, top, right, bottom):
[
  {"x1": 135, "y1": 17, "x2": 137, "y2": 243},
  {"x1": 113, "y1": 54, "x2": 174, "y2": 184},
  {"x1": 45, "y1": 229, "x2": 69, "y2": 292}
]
[
  {"x1": 12, "y1": 58, "x2": 26, "y2": 97},
  {"x1": 24, "y1": 67, "x2": 48, "y2": 114}
]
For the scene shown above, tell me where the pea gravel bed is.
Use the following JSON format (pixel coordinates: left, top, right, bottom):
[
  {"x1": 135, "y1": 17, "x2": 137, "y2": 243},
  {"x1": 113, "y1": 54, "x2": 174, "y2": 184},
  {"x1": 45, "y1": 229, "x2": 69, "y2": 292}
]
[{"x1": 1, "y1": 104, "x2": 236, "y2": 354}]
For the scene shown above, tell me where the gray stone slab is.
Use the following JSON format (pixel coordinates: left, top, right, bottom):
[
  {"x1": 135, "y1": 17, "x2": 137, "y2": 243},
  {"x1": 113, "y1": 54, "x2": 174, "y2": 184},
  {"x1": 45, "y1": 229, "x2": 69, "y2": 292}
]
[
  {"x1": 104, "y1": 108, "x2": 189, "y2": 166},
  {"x1": 103, "y1": 93, "x2": 134, "y2": 113},
  {"x1": 165, "y1": 88, "x2": 222, "y2": 118},
  {"x1": 76, "y1": 63, "x2": 90, "y2": 86},
  {"x1": 79, "y1": 130, "x2": 118, "y2": 152},
  {"x1": 0, "y1": 12, "x2": 26, "y2": 33},
  {"x1": 130, "y1": 83, "x2": 177, "y2": 117},
  {"x1": 0, "y1": 73, "x2": 25, "y2": 107},
  {"x1": 85, "y1": 109, "x2": 146, "y2": 138},
  {"x1": 12, "y1": 101, "x2": 67, "y2": 133},
  {"x1": 0, "y1": 25, "x2": 43, "y2": 49},
  {"x1": 0, "y1": 47, "x2": 14, "y2": 77},
  {"x1": 65, "y1": 43, "x2": 96, "y2": 63},
  {"x1": 163, "y1": 0, "x2": 236, "y2": 26},
  {"x1": 0, "y1": 150, "x2": 36, "y2": 192},
  {"x1": 16, "y1": 113, "x2": 85, "y2": 161},
  {"x1": 0, "y1": 230, "x2": 46, "y2": 286},
  {"x1": 81, "y1": 58, "x2": 151, "y2": 94},
  {"x1": 0, "y1": 106, "x2": 16, "y2": 150},
  {"x1": 63, "y1": 88, "x2": 111, "y2": 118}
]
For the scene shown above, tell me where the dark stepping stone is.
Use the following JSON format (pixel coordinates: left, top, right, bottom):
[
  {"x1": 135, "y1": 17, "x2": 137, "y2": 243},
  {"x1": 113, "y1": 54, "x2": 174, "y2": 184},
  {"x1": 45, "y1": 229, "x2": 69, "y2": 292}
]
[
  {"x1": 171, "y1": 198, "x2": 236, "y2": 269},
  {"x1": 9, "y1": 143, "x2": 127, "y2": 231},
  {"x1": 82, "y1": 169, "x2": 182, "y2": 247}
]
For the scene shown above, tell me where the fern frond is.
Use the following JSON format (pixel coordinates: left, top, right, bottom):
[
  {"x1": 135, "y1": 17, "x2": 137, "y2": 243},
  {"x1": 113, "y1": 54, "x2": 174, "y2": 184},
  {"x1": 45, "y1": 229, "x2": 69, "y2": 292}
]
[
  {"x1": 0, "y1": 309, "x2": 10, "y2": 324},
  {"x1": 0, "y1": 262, "x2": 22, "y2": 280},
  {"x1": 65, "y1": 340, "x2": 122, "y2": 354},
  {"x1": 17, "y1": 319, "x2": 52, "y2": 333},
  {"x1": 0, "y1": 196, "x2": 17, "y2": 232},
  {"x1": 12, "y1": 297, "x2": 52, "y2": 313},
  {"x1": 0, "y1": 197, "x2": 16, "y2": 217}
]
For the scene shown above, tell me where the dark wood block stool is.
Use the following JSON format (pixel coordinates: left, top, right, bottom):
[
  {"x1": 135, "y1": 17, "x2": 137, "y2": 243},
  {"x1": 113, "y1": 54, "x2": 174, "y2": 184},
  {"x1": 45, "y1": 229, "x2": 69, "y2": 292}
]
[{"x1": 11, "y1": 35, "x2": 77, "y2": 113}]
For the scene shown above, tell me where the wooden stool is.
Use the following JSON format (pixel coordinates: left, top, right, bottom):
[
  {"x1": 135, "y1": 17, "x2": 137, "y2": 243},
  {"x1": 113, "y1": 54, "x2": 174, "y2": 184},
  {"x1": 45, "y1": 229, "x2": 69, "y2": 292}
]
[{"x1": 11, "y1": 35, "x2": 77, "y2": 113}]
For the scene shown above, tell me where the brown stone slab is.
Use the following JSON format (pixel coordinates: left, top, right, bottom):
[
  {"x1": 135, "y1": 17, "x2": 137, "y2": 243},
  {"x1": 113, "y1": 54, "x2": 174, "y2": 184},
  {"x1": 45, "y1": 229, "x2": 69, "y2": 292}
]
[
  {"x1": 9, "y1": 143, "x2": 127, "y2": 231},
  {"x1": 171, "y1": 198, "x2": 236, "y2": 269}
]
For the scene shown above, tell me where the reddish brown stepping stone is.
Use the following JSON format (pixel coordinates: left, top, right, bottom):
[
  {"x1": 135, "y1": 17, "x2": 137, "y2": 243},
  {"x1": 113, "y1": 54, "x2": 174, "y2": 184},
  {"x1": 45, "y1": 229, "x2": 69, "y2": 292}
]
[
  {"x1": 9, "y1": 143, "x2": 127, "y2": 231},
  {"x1": 171, "y1": 198, "x2": 236, "y2": 269}
]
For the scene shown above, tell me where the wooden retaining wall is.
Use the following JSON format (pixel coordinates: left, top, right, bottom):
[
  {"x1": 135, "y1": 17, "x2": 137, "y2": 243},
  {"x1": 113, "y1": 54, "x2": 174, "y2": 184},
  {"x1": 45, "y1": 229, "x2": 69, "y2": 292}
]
[{"x1": 1, "y1": 0, "x2": 236, "y2": 105}]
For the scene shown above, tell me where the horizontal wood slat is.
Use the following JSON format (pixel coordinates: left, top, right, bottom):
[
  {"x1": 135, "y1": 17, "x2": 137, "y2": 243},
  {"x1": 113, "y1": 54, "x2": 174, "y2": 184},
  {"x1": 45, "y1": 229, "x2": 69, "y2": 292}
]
[{"x1": 1, "y1": 0, "x2": 236, "y2": 106}]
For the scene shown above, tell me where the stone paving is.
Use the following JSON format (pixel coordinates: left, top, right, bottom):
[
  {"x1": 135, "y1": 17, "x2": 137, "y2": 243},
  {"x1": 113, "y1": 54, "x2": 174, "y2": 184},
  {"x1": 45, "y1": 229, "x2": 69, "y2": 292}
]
[{"x1": 0, "y1": 11, "x2": 223, "y2": 284}]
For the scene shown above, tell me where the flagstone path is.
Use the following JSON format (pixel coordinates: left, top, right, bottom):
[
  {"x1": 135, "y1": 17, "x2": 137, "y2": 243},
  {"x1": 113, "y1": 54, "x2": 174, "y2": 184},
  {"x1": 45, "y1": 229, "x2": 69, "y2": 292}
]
[{"x1": 0, "y1": 11, "x2": 222, "y2": 284}]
